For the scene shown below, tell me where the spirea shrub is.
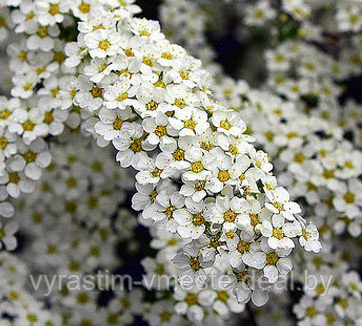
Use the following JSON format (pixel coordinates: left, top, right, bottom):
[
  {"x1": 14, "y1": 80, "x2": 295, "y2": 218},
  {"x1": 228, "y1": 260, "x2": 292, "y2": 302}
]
[{"x1": 0, "y1": 0, "x2": 361, "y2": 325}]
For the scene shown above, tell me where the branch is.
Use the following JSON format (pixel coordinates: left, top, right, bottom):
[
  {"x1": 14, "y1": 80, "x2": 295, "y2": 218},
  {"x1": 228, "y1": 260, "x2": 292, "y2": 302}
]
[{"x1": 246, "y1": 303, "x2": 258, "y2": 326}]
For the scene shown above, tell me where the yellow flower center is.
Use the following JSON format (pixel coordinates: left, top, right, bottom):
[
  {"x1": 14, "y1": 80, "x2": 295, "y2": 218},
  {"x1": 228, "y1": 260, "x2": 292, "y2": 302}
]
[
  {"x1": 106, "y1": 314, "x2": 119, "y2": 325},
  {"x1": 220, "y1": 120, "x2": 231, "y2": 130},
  {"x1": 266, "y1": 252, "x2": 279, "y2": 265},
  {"x1": 237, "y1": 241, "x2": 250, "y2": 254},
  {"x1": 37, "y1": 26, "x2": 49, "y2": 38},
  {"x1": 223, "y1": 210, "x2": 236, "y2": 222},
  {"x1": 113, "y1": 118, "x2": 123, "y2": 130},
  {"x1": 174, "y1": 98, "x2": 186, "y2": 109},
  {"x1": 9, "y1": 172, "x2": 20, "y2": 184},
  {"x1": 155, "y1": 125, "x2": 167, "y2": 137},
  {"x1": 99, "y1": 40, "x2": 110, "y2": 50},
  {"x1": 316, "y1": 284, "x2": 325, "y2": 295},
  {"x1": 0, "y1": 109, "x2": 11, "y2": 120},
  {"x1": 159, "y1": 311, "x2": 171, "y2": 322},
  {"x1": 151, "y1": 168, "x2": 162, "y2": 178},
  {"x1": 218, "y1": 170, "x2": 230, "y2": 182},
  {"x1": 27, "y1": 314, "x2": 38, "y2": 323},
  {"x1": 0, "y1": 16, "x2": 5, "y2": 27},
  {"x1": 184, "y1": 119, "x2": 196, "y2": 130},
  {"x1": 273, "y1": 228, "x2": 284, "y2": 240},
  {"x1": 53, "y1": 51, "x2": 66, "y2": 63},
  {"x1": 166, "y1": 205, "x2": 176, "y2": 218},
  {"x1": 191, "y1": 161, "x2": 204, "y2": 173},
  {"x1": 117, "y1": 92, "x2": 128, "y2": 102},
  {"x1": 49, "y1": 4, "x2": 60, "y2": 15},
  {"x1": 44, "y1": 112, "x2": 54, "y2": 124},
  {"x1": 23, "y1": 150, "x2": 37, "y2": 163},
  {"x1": 250, "y1": 214, "x2": 259, "y2": 226},
  {"x1": 192, "y1": 213, "x2": 205, "y2": 226},
  {"x1": 323, "y1": 170, "x2": 334, "y2": 179},
  {"x1": 161, "y1": 52, "x2": 173, "y2": 59},
  {"x1": 195, "y1": 181, "x2": 206, "y2": 191},
  {"x1": 235, "y1": 271, "x2": 250, "y2": 282},
  {"x1": 294, "y1": 153, "x2": 305, "y2": 163},
  {"x1": 146, "y1": 100, "x2": 158, "y2": 111},
  {"x1": 305, "y1": 307, "x2": 318, "y2": 318},
  {"x1": 124, "y1": 48, "x2": 134, "y2": 57},
  {"x1": 46, "y1": 245, "x2": 58, "y2": 255},
  {"x1": 190, "y1": 257, "x2": 201, "y2": 271},
  {"x1": 180, "y1": 69, "x2": 190, "y2": 80},
  {"x1": 172, "y1": 148, "x2": 185, "y2": 161},
  {"x1": 217, "y1": 290, "x2": 229, "y2": 303},
  {"x1": 78, "y1": 3, "x2": 90, "y2": 13},
  {"x1": 140, "y1": 29, "x2": 150, "y2": 37},
  {"x1": 200, "y1": 141, "x2": 214, "y2": 151},
  {"x1": 343, "y1": 192, "x2": 355, "y2": 204},
  {"x1": 265, "y1": 131, "x2": 274, "y2": 141},
  {"x1": 91, "y1": 86, "x2": 102, "y2": 98},
  {"x1": 229, "y1": 145, "x2": 238, "y2": 155},
  {"x1": 23, "y1": 83, "x2": 33, "y2": 91},
  {"x1": 154, "y1": 81, "x2": 166, "y2": 88},
  {"x1": 149, "y1": 190, "x2": 158, "y2": 202},
  {"x1": 0, "y1": 136, "x2": 8, "y2": 149},
  {"x1": 66, "y1": 177, "x2": 77, "y2": 188},
  {"x1": 130, "y1": 139, "x2": 142, "y2": 153},
  {"x1": 185, "y1": 293, "x2": 198, "y2": 306}
]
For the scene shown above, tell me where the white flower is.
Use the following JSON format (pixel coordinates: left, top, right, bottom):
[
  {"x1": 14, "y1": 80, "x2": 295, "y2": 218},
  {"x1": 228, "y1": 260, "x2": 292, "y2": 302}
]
[
  {"x1": 0, "y1": 221, "x2": 18, "y2": 251},
  {"x1": 172, "y1": 247, "x2": 213, "y2": 287},
  {"x1": 142, "y1": 112, "x2": 177, "y2": 146},
  {"x1": 333, "y1": 179, "x2": 362, "y2": 219},
  {"x1": 145, "y1": 300, "x2": 183, "y2": 326},
  {"x1": 26, "y1": 25, "x2": 60, "y2": 51},
  {"x1": 249, "y1": 148, "x2": 273, "y2": 173},
  {"x1": 103, "y1": 80, "x2": 138, "y2": 110},
  {"x1": 132, "y1": 180, "x2": 175, "y2": 212},
  {"x1": 0, "y1": 202, "x2": 14, "y2": 218},
  {"x1": 0, "y1": 127, "x2": 17, "y2": 158},
  {"x1": 10, "y1": 72, "x2": 38, "y2": 99},
  {"x1": 182, "y1": 147, "x2": 217, "y2": 182},
  {"x1": 64, "y1": 35, "x2": 88, "y2": 68},
  {"x1": 114, "y1": 122, "x2": 155, "y2": 169},
  {"x1": 265, "y1": 187, "x2": 302, "y2": 221},
  {"x1": 260, "y1": 215, "x2": 296, "y2": 250},
  {"x1": 299, "y1": 223, "x2": 321, "y2": 253},
  {"x1": 210, "y1": 196, "x2": 250, "y2": 231},
  {"x1": 8, "y1": 107, "x2": 48, "y2": 145},
  {"x1": 0, "y1": 169, "x2": 35, "y2": 198},
  {"x1": 173, "y1": 287, "x2": 216, "y2": 323},
  {"x1": 168, "y1": 107, "x2": 209, "y2": 137},
  {"x1": 244, "y1": 0, "x2": 277, "y2": 26},
  {"x1": 130, "y1": 18, "x2": 163, "y2": 41},
  {"x1": 95, "y1": 107, "x2": 133, "y2": 141},
  {"x1": 212, "y1": 110, "x2": 246, "y2": 137},
  {"x1": 8, "y1": 138, "x2": 51, "y2": 181},
  {"x1": 230, "y1": 269, "x2": 270, "y2": 306},
  {"x1": 247, "y1": 239, "x2": 293, "y2": 284},
  {"x1": 73, "y1": 75, "x2": 104, "y2": 111},
  {"x1": 228, "y1": 233, "x2": 257, "y2": 269},
  {"x1": 35, "y1": 0, "x2": 68, "y2": 26},
  {"x1": 174, "y1": 197, "x2": 208, "y2": 239},
  {"x1": 84, "y1": 28, "x2": 121, "y2": 58},
  {"x1": 144, "y1": 191, "x2": 185, "y2": 232}
]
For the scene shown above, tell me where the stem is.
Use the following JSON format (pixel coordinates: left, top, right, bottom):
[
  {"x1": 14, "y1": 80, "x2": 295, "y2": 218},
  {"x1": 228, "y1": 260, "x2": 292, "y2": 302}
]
[{"x1": 246, "y1": 303, "x2": 258, "y2": 326}]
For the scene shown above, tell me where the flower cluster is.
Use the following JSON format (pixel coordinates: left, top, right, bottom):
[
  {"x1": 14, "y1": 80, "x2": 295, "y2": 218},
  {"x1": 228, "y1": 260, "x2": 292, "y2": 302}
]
[
  {"x1": 7, "y1": 0, "x2": 362, "y2": 324},
  {"x1": 158, "y1": 0, "x2": 362, "y2": 324},
  {"x1": 0, "y1": 131, "x2": 148, "y2": 326},
  {"x1": 61, "y1": 1, "x2": 323, "y2": 313}
]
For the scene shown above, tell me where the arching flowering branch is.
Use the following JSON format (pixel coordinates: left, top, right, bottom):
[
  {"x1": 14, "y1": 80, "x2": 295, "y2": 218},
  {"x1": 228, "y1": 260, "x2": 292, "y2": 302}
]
[{"x1": 61, "y1": 3, "x2": 321, "y2": 310}]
